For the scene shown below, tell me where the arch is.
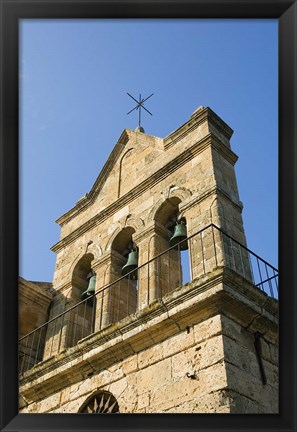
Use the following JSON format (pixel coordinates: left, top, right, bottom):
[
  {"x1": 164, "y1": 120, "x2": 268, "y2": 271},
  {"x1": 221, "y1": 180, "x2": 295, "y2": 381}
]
[
  {"x1": 104, "y1": 226, "x2": 138, "y2": 325},
  {"x1": 67, "y1": 248, "x2": 97, "y2": 278},
  {"x1": 145, "y1": 189, "x2": 191, "y2": 300},
  {"x1": 71, "y1": 253, "x2": 95, "y2": 292},
  {"x1": 106, "y1": 225, "x2": 137, "y2": 254},
  {"x1": 86, "y1": 242, "x2": 103, "y2": 259},
  {"x1": 111, "y1": 226, "x2": 136, "y2": 255},
  {"x1": 154, "y1": 197, "x2": 181, "y2": 228},
  {"x1": 168, "y1": 185, "x2": 192, "y2": 202},
  {"x1": 124, "y1": 214, "x2": 145, "y2": 231},
  {"x1": 63, "y1": 253, "x2": 97, "y2": 348},
  {"x1": 118, "y1": 148, "x2": 134, "y2": 198},
  {"x1": 78, "y1": 390, "x2": 120, "y2": 414},
  {"x1": 147, "y1": 186, "x2": 192, "y2": 223}
]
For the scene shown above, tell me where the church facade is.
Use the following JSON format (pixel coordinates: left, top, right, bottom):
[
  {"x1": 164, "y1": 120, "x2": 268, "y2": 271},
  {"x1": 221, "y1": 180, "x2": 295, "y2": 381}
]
[{"x1": 19, "y1": 106, "x2": 278, "y2": 413}]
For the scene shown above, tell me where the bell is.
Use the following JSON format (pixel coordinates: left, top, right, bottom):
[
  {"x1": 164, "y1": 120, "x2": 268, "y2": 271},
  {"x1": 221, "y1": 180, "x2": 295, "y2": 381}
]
[
  {"x1": 121, "y1": 250, "x2": 138, "y2": 279},
  {"x1": 169, "y1": 223, "x2": 188, "y2": 250},
  {"x1": 81, "y1": 274, "x2": 96, "y2": 305}
]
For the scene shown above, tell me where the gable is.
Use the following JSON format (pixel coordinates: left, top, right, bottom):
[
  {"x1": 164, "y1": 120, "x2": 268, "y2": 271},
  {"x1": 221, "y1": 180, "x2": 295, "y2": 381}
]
[
  {"x1": 56, "y1": 128, "x2": 164, "y2": 226},
  {"x1": 55, "y1": 106, "x2": 233, "y2": 229}
]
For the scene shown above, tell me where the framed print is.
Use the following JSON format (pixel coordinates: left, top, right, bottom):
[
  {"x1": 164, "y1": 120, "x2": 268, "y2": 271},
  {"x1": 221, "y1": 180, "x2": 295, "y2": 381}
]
[{"x1": 1, "y1": 1, "x2": 296, "y2": 431}]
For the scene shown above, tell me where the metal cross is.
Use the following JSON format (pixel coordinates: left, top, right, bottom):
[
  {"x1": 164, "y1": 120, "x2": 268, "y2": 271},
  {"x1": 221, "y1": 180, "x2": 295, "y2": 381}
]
[{"x1": 127, "y1": 92, "x2": 154, "y2": 127}]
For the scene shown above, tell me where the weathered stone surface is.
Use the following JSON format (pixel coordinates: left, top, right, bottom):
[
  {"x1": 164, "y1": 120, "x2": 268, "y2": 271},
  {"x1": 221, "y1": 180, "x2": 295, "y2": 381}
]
[
  {"x1": 19, "y1": 107, "x2": 278, "y2": 414},
  {"x1": 137, "y1": 357, "x2": 172, "y2": 395}
]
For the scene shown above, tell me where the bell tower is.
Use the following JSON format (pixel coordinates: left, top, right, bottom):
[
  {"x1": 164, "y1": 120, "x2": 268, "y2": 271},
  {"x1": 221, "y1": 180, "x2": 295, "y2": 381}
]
[{"x1": 19, "y1": 106, "x2": 278, "y2": 414}]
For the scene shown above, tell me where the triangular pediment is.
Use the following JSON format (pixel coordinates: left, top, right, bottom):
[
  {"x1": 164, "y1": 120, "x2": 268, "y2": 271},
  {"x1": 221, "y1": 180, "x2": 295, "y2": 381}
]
[
  {"x1": 56, "y1": 128, "x2": 164, "y2": 225},
  {"x1": 56, "y1": 107, "x2": 234, "y2": 227}
]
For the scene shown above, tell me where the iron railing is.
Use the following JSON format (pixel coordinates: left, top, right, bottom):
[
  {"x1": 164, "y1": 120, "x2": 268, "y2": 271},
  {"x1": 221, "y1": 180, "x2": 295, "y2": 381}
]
[{"x1": 19, "y1": 224, "x2": 278, "y2": 375}]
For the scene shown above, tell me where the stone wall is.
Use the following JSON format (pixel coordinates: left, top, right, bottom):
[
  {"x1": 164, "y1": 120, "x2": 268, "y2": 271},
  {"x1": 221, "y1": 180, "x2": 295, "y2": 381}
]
[
  {"x1": 221, "y1": 315, "x2": 278, "y2": 413},
  {"x1": 19, "y1": 268, "x2": 278, "y2": 414},
  {"x1": 21, "y1": 315, "x2": 232, "y2": 413},
  {"x1": 20, "y1": 313, "x2": 278, "y2": 414}
]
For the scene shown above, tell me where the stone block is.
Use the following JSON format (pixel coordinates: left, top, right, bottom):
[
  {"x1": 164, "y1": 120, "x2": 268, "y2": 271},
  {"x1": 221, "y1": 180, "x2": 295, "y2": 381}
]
[
  {"x1": 137, "y1": 357, "x2": 171, "y2": 395},
  {"x1": 137, "y1": 391, "x2": 150, "y2": 410},
  {"x1": 193, "y1": 315, "x2": 222, "y2": 343},
  {"x1": 269, "y1": 342, "x2": 279, "y2": 365},
  {"x1": 221, "y1": 315, "x2": 255, "y2": 352},
  {"x1": 225, "y1": 361, "x2": 278, "y2": 412},
  {"x1": 162, "y1": 327, "x2": 195, "y2": 356},
  {"x1": 56, "y1": 396, "x2": 83, "y2": 413},
  {"x1": 109, "y1": 377, "x2": 128, "y2": 398},
  {"x1": 36, "y1": 391, "x2": 62, "y2": 413},
  {"x1": 196, "y1": 335, "x2": 225, "y2": 370},
  {"x1": 223, "y1": 334, "x2": 251, "y2": 372},
  {"x1": 138, "y1": 343, "x2": 164, "y2": 369},
  {"x1": 122, "y1": 355, "x2": 138, "y2": 375}
]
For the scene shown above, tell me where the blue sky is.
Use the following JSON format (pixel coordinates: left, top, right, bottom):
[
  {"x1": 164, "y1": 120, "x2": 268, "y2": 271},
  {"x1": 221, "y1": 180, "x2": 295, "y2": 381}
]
[{"x1": 19, "y1": 19, "x2": 278, "y2": 282}]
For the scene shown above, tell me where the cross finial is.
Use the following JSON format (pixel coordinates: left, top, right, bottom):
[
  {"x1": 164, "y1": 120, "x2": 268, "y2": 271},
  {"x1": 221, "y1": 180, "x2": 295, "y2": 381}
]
[{"x1": 127, "y1": 92, "x2": 154, "y2": 130}]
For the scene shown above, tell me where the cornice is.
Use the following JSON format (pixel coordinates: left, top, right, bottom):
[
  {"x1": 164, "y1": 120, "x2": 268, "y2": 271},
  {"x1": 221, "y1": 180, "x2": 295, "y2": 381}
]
[
  {"x1": 211, "y1": 135, "x2": 238, "y2": 165},
  {"x1": 163, "y1": 109, "x2": 209, "y2": 150},
  {"x1": 216, "y1": 187, "x2": 243, "y2": 211},
  {"x1": 205, "y1": 108, "x2": 234, "y2": 141},
  {"x1": 179, "y1": 185, "x2": 243, "y2": 215},
  {"x1": 163, "y1": 107, "x2": 233, "y2": 151}
]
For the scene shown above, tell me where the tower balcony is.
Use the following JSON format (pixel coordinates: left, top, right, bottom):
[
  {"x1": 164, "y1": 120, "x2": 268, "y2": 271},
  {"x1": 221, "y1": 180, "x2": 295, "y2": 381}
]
[{"x1": 19, "y1": 224, "x2": 278, "y2": 377}]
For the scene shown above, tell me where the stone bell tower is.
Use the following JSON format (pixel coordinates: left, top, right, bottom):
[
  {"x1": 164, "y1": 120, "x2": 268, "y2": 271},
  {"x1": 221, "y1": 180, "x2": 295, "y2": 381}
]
[{"x1": 19, "y1": 106, "x2": 278, "y2": 414}]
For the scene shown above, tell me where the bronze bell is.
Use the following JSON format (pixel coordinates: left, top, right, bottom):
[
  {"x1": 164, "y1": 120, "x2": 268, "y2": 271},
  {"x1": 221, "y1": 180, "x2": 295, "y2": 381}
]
[
  {"x1": 121, "y1": 250, "x2": 138, "y2": 280},
  {"x1": 169, "y1": 222, "x2": 188, "y2": 250},
  {"x1": 81, "y1": 273, "x2": 96, "y2": 305}
]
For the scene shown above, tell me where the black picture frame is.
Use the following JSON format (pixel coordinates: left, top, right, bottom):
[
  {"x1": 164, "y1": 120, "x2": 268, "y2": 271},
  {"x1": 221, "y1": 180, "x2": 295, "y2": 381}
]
[{"x1": 0, "y1": 1, "x2": 296, "y2": 431}]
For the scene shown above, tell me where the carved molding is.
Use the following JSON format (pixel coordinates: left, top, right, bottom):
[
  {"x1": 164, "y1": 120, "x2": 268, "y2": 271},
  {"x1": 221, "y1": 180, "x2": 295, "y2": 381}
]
[
  {"x1": 67, "y1": 249, "x2": 97, "y2": 278},
  {"x1": 147, "y1": 186, "x2": 192, "y2": 223},
  {"x1": 124, "y1": 214, "x2": 145, "y2": 231},
  {"x1": 86, "y1": 242, "x2": 103, "y2": 259}
]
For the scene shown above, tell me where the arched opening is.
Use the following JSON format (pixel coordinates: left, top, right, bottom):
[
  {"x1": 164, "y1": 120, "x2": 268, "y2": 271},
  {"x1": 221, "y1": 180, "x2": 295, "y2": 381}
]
[
  {"x1": 153, "y1": 198, "x2": 191, "y2": 296},
  {"x1": 105, "y1": 227, "x2": 138, "y2": 325},
  {"x1": 79, "y1": 390, "x2": 120, "y2": 414},
  {"x1": 65, "y1": 253, "x2": 96, "y2": 347}
]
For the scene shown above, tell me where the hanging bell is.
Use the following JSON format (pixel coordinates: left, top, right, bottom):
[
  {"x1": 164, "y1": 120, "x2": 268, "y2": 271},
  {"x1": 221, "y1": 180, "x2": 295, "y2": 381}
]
[
  {"x1": 81, "y1": 274, "x2": 96, "y2": 305},
  {"x1": 121, "y1": 250, "x2": 138, "y2": 280},
  {"x1": 169, "y1": 222, "x2": 188, "y2": 250}
]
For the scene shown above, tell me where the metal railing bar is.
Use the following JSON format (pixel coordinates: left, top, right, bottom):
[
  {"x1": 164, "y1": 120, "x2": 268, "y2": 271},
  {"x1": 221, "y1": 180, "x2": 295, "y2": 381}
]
[
  {"x1": 20, "y1": 223, "x2": 278, "y2": 342},
  {"x1": 211, "y1": 224, "x2": 278, "y2": 272},
  {"x1": 265, "y1": 263, "x2": 274, "y2": 298},
  {"x1": 256, "y1": 274, "x2": 278, "y2": 287},
  {"x1": 273, "y1": 268, "x2": 279, "y2": 292}
]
